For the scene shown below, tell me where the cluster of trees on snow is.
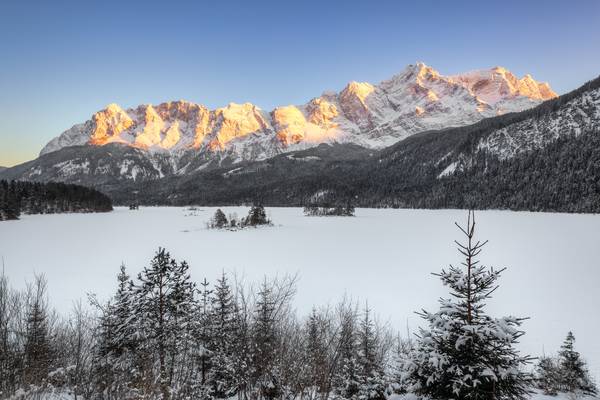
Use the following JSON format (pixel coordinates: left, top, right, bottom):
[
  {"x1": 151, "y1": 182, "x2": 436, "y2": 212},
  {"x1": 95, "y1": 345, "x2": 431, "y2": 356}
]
[
  {"x1": 207, "y1": 206, "x2": 271, "y2": 229},
  {"x1": 0, "y1": 213, "x2": 597, "y2": 400},
  {"x1": 0, "y1": 180, "x2": 113, "y2": 221},
  {"x1": 536, "y1": 332, "x2": 597, "y2": 397},
  {"x1": 303, "y1": 203, "x2": 355, "y2": 217}
]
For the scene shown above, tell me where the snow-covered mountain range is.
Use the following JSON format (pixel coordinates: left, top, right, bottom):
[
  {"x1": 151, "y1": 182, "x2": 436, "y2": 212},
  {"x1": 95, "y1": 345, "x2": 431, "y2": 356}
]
[
  {"x1": 3, "y1": 70, "x2": 600, "y2": 212},
  {"x1": 40, "y1": 63, "x2": 556, "y2": 164}
]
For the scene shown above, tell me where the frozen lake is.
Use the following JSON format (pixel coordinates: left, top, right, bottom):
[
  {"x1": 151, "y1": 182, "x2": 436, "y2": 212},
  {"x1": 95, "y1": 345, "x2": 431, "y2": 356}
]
[{"x1": 1, "y1": 207, "x2": 599, "y2": 379}]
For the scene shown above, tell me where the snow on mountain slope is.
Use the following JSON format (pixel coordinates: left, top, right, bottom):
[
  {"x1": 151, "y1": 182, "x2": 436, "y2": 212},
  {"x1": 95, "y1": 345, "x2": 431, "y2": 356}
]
[
  {"x1": 40, "y1": 63, "x2": 556, "y2": 164},
  {"x1": 478, "y1": 86, "x2": 600, "y2": 160}
]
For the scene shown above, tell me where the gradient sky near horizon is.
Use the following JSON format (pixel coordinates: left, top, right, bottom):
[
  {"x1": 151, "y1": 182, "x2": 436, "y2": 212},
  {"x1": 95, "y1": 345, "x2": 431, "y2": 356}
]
[{"x1": 1, "y1": 0, "x2": 599, "y2": 167}]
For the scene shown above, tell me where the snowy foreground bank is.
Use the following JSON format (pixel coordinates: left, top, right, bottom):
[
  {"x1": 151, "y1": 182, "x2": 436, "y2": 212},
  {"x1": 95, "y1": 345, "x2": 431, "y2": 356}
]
[
  {"x1": 7, "y1": 390, "x2": 599, "y2": 400},
  {"x1": 0, "y1": 207, "x2": 599, "y2": 380}
]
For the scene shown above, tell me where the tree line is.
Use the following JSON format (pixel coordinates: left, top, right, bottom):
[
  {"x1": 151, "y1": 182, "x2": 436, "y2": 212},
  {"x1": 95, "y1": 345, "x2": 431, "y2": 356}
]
[
  {"x1": 0, "y1": 215, "x2": 596, "y2": 400},
  {"x1": 0, "y1": 180, "x2": 113, "y2": 221}
]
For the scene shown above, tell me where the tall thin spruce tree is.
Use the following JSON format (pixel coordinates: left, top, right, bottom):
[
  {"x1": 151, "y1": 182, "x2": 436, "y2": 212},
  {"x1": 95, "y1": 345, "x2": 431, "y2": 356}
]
[
  {"x1": 357, "y1": 302, "x2": 386, "y2": 400},
  {"x1": 403, "y1": 211, "x2": 532, "y2": 400},
  {"x1": 253, "y1": 279, "x2": 281, "y2": 400},
  {"x1": 208, "y1": 272, "x2": 237, "y2": 398},
  {"x1": 23, "y1": 275, "x2": 52, "y2": 387}
]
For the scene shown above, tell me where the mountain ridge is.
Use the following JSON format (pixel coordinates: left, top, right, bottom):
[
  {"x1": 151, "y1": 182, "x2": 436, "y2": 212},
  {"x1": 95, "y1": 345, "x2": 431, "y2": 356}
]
[
  {"x1": 40, "y1": 63, "x2": 556, "y2": 163},
  {"x1": 6, "y1": 67, "x2": 599, "y2": 214}
]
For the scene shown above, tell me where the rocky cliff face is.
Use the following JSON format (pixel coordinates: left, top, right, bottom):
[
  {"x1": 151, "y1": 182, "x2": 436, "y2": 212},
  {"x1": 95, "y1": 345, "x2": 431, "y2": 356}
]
[{"x1": 40, "y1": 63, "x2": 556, "y2": 164}]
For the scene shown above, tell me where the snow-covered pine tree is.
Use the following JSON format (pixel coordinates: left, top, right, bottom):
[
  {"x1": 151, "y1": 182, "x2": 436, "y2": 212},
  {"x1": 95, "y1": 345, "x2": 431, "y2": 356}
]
[
  {"x1": 403, "y1": 211, "x2": 531, "y2": 400},
  {"x1": 23, "y1": 275, "x2": 52, "y2": 387},
  {"x1": 357, "y1": 303, "x2": 386, "y2": 400},
  {"x1": 197, "y1": 277, "x2": 213, "y2": 389},
  {"x1": 93, "y1": 298, "x2": 117, "y2": 395},
  {"x1": 305, "y1": 308, "x2": 329, "y2": 395},
  {"x1": 535, "y1": 356, "x2": 560, "y2": 395},
  {"x1": 93, "y1": 264, "x2": 147, "y2": 398},
  {"x1": 557, "y1": 332, "x2": 597, "y2": 396},
  {"x1": 208, "y1": 272, "x2": 237, "y2": 398},
  {"x1": 252, "y1": 279, "x2": 281, "y2": 400},
  {"x1": 231, "y1": 290, "x2": 253, "y2": 399},
  {"x1": 166, "y1": 259, "x2": 198, "y2": 396},
  {"x1": 133, "y1": 248, "x2": 198, "y2": 400},
  {"x1": 389, "y1": 333, "x2": 414, "y2": 394},
  {"x1": 333, "y1": 304, "x2": 361, "y2": 400},
  {"x1": 112, "y1": 265, "x2": 134, "y2": 351}
]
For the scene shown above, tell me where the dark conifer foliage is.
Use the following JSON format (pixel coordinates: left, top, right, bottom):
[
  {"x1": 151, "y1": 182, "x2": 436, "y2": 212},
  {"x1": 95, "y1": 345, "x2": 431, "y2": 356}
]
[
  {"x1": 242, "y1": 205, "x2": 271, "y2": 227},
  {"x1": 304, "y1": 202, "x2": 355, "y2": 217},
  {"x1": 23, "y1": 276, "x2": 53, "y2": 386},
  {"x1": 0, "y1": 180, "x2": 112, "y2": 220},
  {"x1": 209, "y1": 208, "x2": 229, "y2": 228}
]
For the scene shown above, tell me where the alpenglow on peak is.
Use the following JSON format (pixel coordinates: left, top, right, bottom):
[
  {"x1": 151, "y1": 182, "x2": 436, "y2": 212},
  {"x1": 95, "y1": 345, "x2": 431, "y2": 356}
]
[{"x1": 40, "y1": 63, "x2": 557, "y2": 163}]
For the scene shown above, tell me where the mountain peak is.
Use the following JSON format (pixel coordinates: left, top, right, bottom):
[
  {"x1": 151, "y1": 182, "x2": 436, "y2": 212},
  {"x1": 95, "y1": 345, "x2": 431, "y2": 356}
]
[
  {"x1": 491, "y1": 66, "x2": 509, "y2": 74},
  {"x1": 341, "y1": 81, "x2": 375, "y2": 101},
  {"x1": 450, "y1": 67, "x2": 557, "y2": 105},
  {"x1": 39, "y1": 63, "x2": 557, "y2": 160}
]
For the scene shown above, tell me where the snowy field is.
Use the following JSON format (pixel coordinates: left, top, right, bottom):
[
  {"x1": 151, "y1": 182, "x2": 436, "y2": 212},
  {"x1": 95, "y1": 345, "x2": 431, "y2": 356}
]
[{"x1": 1, "y1": 207, "x2": 599, "y2": 380}]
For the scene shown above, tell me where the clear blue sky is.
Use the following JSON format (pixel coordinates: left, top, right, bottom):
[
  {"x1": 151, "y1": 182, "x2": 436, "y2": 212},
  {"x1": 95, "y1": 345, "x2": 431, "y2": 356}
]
[{"x1": 1, "y1": 0, "x2": 599, "y2": 167}]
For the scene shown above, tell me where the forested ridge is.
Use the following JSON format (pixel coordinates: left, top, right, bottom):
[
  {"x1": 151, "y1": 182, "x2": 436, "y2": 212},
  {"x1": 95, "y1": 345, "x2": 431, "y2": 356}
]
[
  {"x1": 0, "y1": 215, "x2": 596, "y2": 400},
  {"x1": 0, "y1": 180, "x2": 113, "y2": 221}
]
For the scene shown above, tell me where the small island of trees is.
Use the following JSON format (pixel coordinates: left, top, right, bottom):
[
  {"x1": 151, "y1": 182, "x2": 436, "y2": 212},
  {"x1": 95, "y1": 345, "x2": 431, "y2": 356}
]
[{"x1": 207, "y1": 205, "x2": 272, "y2": 229}]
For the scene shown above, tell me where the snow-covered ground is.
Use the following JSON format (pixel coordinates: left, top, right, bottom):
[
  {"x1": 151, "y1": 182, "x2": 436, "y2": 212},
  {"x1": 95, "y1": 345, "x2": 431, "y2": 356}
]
[
  {"x1": 1, "y1": 207, "x2": 599, "y2": 381},
  {"x1": 11, "y1": 390, "x2": 597, "y2": 400},
  {"x1": 389, "y1": 392, "x2": 598, "y2": 400}
]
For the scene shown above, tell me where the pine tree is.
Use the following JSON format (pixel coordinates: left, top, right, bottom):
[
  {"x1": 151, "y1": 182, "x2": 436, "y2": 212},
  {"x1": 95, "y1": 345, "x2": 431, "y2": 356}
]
[
  {"x1": 243, "y1": 205, "x2": 270, "y2": 227},
  {"x1": 93, "y1": 264, "x2": 146, "y2": 398},
  {"x1": 557, "y1": 332, "x2": 597, "y2": 395},
  {"x1": 211, "y1": 209, "x2": 228, "y2": 229},
  {"x1": 23, "y1": 275, "x2": 52, "y2": 386},
  {"x1": 165, "y1": 259, "x2": 197, "y2": 392},
  {"x1": 208, "y1": 272, "x2": 237, "y2": 398},
  {"x1": 112, "y1": 264, "x2": 136, "y2": 356},
  {"x1": 357, "y1": 303, "x2": 386, "y2": 400},
  {"x1": 390, "y1": 334, "x2": 414, "y2": 394},
  {"x1": 333, "y1": 305, "x2": 360, "y2": 400},
  {"x1": 535, "y1": 356, "x2": 560, "y2": 395},
  {"x1": 306, "y1": 308, "x2": 328, "y2": 394},
  {"x1": 133, "y1": 248, "x2": 198, "y2": 400},
  {"x1": 197, "y1": 277, "x2": 212, "y2": 389},
  {"x1": 403, "y1": 211, "x2": 531, "y2": 400},
  {"x1": 253, "y1": 279, "x2": 281, "y2": 400}
]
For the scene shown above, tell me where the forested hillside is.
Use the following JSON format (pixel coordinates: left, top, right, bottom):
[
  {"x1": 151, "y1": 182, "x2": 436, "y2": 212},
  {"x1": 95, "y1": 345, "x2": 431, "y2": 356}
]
[{"x1": 0, "y1": 180, "x2": 113, "y2": 221}]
